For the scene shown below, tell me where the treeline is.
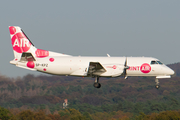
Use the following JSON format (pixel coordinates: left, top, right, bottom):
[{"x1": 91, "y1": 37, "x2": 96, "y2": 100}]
[
  {"x1": 1, "y1": 97, "x2": 180, "y2": 117},
  {"x1": 1, "y1": 106, "x2": 180, "y2": 120},
  {"x1": 0, "y1": 106, "x2": 131, "y2": 120},
  {"x1": 0, "y1": 74, "x2": 180, "y2": 115},
  {"x1": 0, "y1": 61, "x2": 179, "y2": 119}
]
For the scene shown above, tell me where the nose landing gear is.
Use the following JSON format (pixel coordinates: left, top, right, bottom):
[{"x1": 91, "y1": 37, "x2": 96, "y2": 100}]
[{"x1": 155, "y1": 78, "x2": 160, "y2": 89}]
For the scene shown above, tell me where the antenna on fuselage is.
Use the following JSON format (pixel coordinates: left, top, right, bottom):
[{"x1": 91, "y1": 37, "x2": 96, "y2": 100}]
[{"x1": 107, "y1": 54, "x2": 110, "y2": 57}]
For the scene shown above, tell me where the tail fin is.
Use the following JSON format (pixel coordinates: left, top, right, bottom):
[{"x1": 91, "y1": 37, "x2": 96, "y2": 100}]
[
  {"x1": 9, "y1": 26, "x2": 70, "y2": 63},
  {"x1": 9, "y1": 26, "x2": 37, "y2": 61}
]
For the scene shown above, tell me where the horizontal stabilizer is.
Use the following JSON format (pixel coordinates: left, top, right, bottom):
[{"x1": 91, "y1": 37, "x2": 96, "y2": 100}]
[{"x1": 16, "y1": 65, "x2": 37, "y2": 71}]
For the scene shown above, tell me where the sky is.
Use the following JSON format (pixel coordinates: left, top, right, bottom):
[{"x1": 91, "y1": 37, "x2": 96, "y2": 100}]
[{"x1": 0, "y1": 0, "x2": 180, "y2": 77}]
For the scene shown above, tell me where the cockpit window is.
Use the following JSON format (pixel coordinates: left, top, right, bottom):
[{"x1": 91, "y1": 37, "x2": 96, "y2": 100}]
[
  {"x1": 151, "y1": 61, "x2": 158, "y2": 64},
  {"x1": 151, "y1": 60, "x2": 163, "y2": 65},
  {"x1": 157, "y1": 61, "x2": 163, "y2": 65}
]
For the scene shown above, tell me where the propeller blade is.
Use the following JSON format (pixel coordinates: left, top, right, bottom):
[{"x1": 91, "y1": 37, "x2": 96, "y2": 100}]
[
  {"x1": 124, "y1": 57, "x2": 129, "y2": 79},
  {"x1": 124, "y1": 57, "x2": 127, "y2": 67}
]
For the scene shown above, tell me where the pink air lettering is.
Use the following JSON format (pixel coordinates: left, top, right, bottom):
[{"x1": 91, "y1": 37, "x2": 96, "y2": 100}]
[
  {"x1": 140, "y1": 63, "x2": 151, "y2": 73},
  {"x1": 11, "y1": 33, "x2": 31, "y2": 53},
  {"x1": 13, "y1": 38, "x2": 30, "y2": 47},
  {"x1": 9, "y1": 26, "x2": 32, "y2": 53},
  {"x1": 35, "y1": 49, "x2": 49, "y2": 58},
  {"x1": 128, "y1": 66, "x2": 140, "y2": 71},
  {"x1": 128, "y1": 63, "x2": 151, "y2": 74}
]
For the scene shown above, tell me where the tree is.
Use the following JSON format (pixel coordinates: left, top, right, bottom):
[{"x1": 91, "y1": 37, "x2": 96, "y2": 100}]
[
  {"x1": 17, "y1": 110, "x2": 34, "y2": 120},
  {"x1": 59, "y1": 109, "x2": 85, "y2": 120},
  {"x1": 48, "y1": 114, "x2": 61, "y2": 120},
  {"x1": 0, "y1": 106, "x2": 12, "y2": 120},
  {"x1": 68, "y1": 108, "x2": 85, "y2": 120},
  {"x1": 83, "y1": 112, "x2": 92, "y2": 120},
  {"x1": 34, "y1": 110, "x2": 51, "y2": 120}
]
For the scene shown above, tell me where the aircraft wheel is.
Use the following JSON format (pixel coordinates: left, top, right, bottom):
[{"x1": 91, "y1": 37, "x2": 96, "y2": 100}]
[
  {"x1": 97, "y1": 83, "x2": 101, "y2": 88},
  {"x1": 93, "y1": 83, "x2": 101, "y2": 88},
  {"x1": 155, "y1": 85, "x2": 160, "y2": 89}
]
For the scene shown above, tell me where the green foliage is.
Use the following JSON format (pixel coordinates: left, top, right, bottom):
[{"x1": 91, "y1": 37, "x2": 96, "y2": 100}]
[
  {"x1": 58, "y1": 108, "x2": 86, "y2": 120},
  {"x1": 17, "y1": 110, "x2": 34, "y2": 120},
  {"x1": 83, "y1": 112, "x2": 93, "y2": 120},
  {"x1": 39, "y1": 104, "x2": 46, "y2": 109},
  {"x1": 1, "y1": 73, "x2": 180, "y2": 119},
  {"x1": 7, "y1": 84, "x2": 17, "y2": 92},
  {"x1": 101, "y1": 104, "x2": 114, "y2": 112},
  {"x1": 0, "y1": 106, "x2": 12, "y2": 120},
  {"x1": 58, "y1": 109, "x2": 70, "y2": 117},
  {"x1": 135, "y1": 110, "x2": 180, "y2": 120},
  {"x1": 34, "y1": 110, "x2": 51, "y2": 120},
  {"x1": 68, "y1": 85, "x2": 82, "y2": 93},
  {"x1": 41, "y1": 86, "x2": 47, "y2": 90},
  {"x1": 50, "y1": 86, "x2": 67, "y2": 95}
]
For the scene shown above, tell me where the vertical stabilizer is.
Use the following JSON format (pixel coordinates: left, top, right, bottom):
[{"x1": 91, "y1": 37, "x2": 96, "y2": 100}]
[{"x1": 9, "y1": 26, "x2": 36, "y2": 61}]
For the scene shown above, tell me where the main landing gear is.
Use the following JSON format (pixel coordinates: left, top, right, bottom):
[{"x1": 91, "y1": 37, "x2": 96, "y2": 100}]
[
  {"x1": 155, "y1": 78, "x2": 160, "y2": 89},
  {"x1": 93, "y1": 76, "x2": 101, "y2": 88}
]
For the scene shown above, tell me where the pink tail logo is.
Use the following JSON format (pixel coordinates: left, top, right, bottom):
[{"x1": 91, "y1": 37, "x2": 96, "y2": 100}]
[{"x1": 9, "y1": 26, "x2": 31, "y2": 53}]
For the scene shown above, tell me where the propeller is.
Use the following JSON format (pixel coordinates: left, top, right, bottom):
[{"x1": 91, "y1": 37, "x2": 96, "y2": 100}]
[{"x1": 123, "y1": 57, "x2": 129, "y2": 79}]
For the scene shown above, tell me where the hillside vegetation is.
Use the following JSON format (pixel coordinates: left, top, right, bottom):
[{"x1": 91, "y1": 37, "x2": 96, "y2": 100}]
[{"x1": 0, "y1": 62, "x2": 179, "y2": 119}]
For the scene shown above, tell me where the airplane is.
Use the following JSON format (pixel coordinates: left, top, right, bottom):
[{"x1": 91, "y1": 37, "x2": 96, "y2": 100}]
[{"x1": 9, "y1": 26, "x2": 174, "y2": 89}]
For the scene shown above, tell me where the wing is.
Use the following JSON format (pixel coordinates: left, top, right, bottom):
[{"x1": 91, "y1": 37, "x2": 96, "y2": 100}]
[{"x1": 87, "y1": 62, "x2": 126, "y2": 77}]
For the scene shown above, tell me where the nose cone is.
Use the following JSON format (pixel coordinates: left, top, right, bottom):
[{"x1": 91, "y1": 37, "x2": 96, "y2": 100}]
[{"x1": 167, "y1": 68, "x2": 175, "y2": 76}]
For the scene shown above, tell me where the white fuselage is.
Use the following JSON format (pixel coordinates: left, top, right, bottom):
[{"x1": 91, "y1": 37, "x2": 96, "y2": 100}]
[{"x1": 15, "y1": 56, "x2": 173, "y2": 78}]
